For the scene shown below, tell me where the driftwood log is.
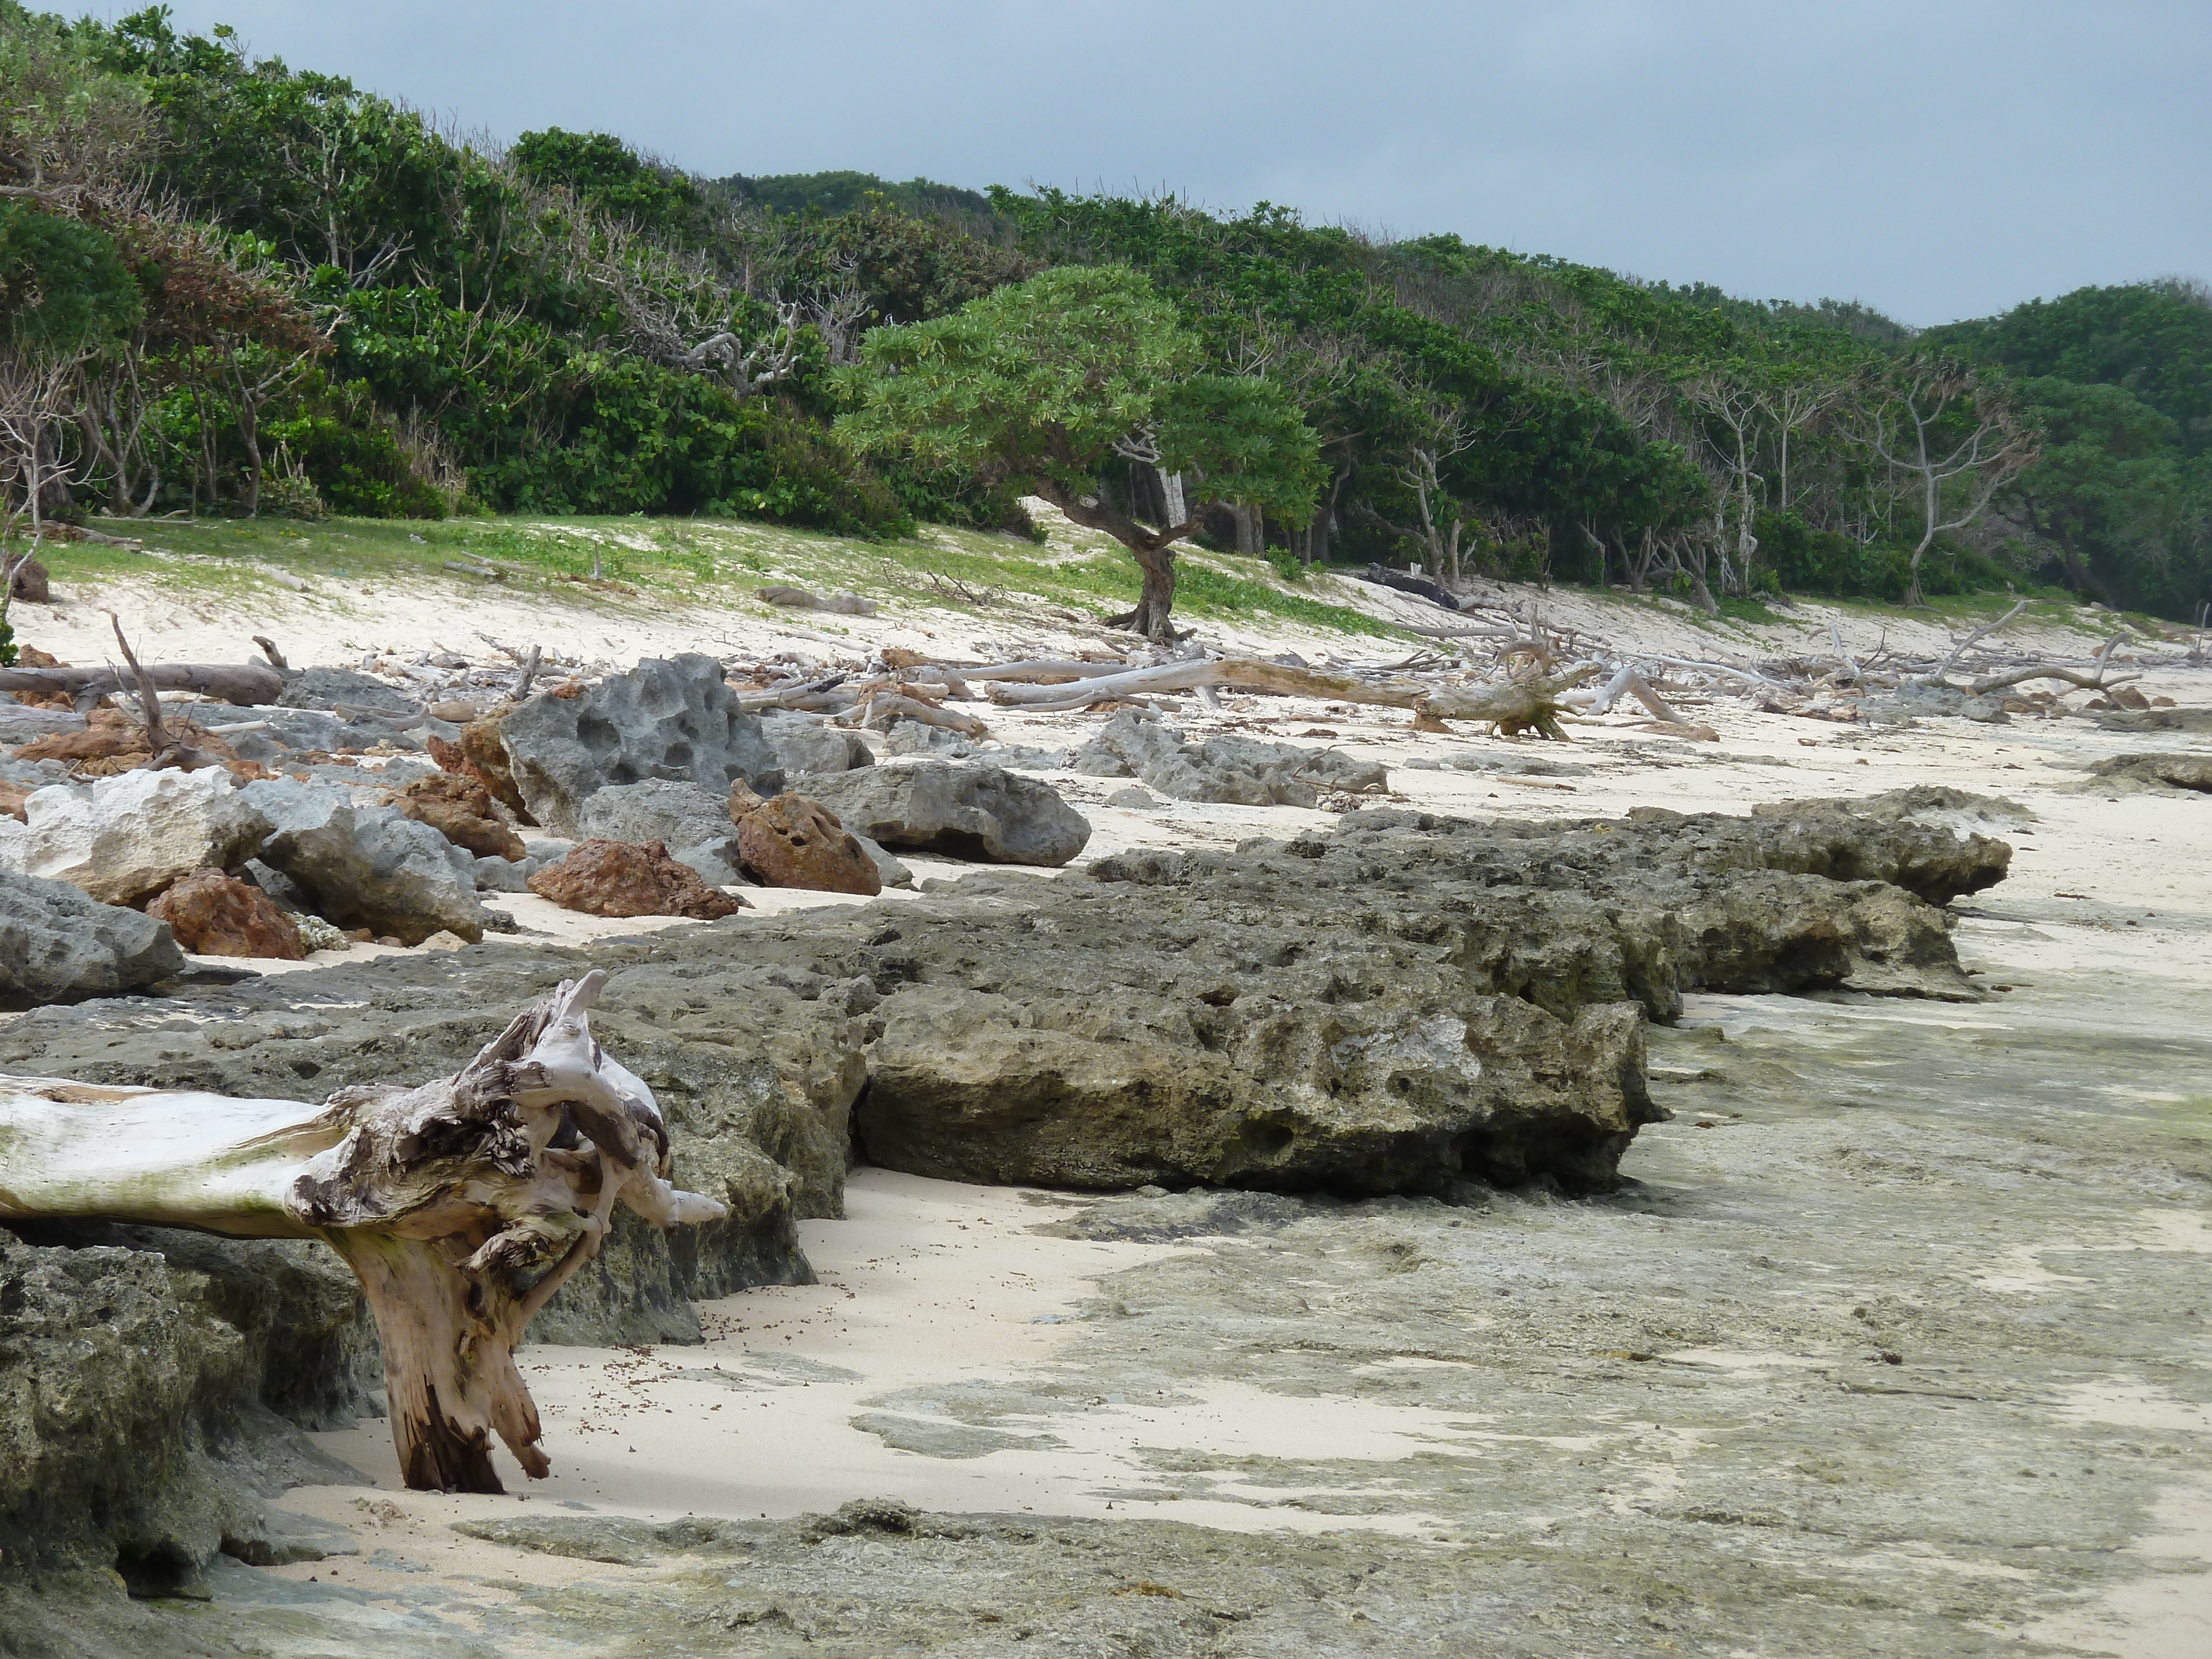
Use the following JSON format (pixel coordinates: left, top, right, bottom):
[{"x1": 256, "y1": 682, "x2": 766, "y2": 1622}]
[
  {"x1": 988, "y1": 655, "x2": 1594, "y2": 738},
  {"x1": 0, "y1": 659, "x2": 284, "y2": 708},
  {"x1": 0, "y1": 972, "x2": 724, "y2": 1493}
]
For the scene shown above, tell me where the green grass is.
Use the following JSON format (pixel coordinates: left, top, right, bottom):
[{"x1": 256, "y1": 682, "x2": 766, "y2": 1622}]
[
  {"x1": 19, "y1": 513, "x2": 2166, "y2": 649},
  {"x1": 7, "y1": 511, "x2": 1407, "y2": 643}
]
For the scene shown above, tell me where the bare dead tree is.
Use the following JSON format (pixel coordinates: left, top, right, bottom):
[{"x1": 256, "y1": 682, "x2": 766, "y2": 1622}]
[
  {"x1": 804, "y1": 254, "x2": 875, "y2": 368},
  {"x1": 1850, "y1": 360, "x2": 2038, "y2": 608},
  {"x1": 573, "y1": 216, "x2": 804, "y2": 399},
  {"x1": 0, "y1": 346, "x2": 91, "y2": 540},
  {"x1": 1679, "y1": 375, "x2": 1766, "y2": 596}
]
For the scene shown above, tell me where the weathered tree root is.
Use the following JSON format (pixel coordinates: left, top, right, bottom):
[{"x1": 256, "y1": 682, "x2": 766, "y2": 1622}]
[{"x1": 0, "y1": 971, "x2": 724, "y2": 1493}]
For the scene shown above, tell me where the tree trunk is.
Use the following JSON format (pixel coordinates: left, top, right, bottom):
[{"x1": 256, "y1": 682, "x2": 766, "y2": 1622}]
[
  {"x1": 1032, "y1": 480, "x2": 1189, "y2": 645},
  {"x1": 0, "y1": 972, "x2": 726, "y2": 1494},
  {"x1": 1126, "y1": 544, "x2": 1179, "y2": 644}
]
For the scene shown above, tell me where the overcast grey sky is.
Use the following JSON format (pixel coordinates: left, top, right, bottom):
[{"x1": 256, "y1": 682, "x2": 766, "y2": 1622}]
[{"x1": 116, "y1": 1, "x2": 2212, "y2": 326}]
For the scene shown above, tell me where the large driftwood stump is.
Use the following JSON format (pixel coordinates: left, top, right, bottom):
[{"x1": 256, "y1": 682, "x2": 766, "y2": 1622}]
[{"x1": 0, "y1": 972, "x2": 724, "y2": 1492}]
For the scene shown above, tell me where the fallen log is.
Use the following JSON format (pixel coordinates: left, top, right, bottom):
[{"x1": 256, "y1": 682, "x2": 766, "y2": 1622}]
[
  {"x1": 1420, "y1": 667, "x2": 1598, "y2": 740},
  {"x1": 956, "y1": 659, "x2": 1137, "y2": 684},
  {"x1": 0, "y1": 659, "x2": 284, "y2": 708},
  {"x1": 852, "y1": 691, "x2": 990, "y2": 737},
  {"x1": 988, "y1": 656, "x2": 1423, "y2": 711},
  {"x1": 987, "y1": 654, "x2": 1593, "y2": 738},
  {"x1": 0, "y1": 972, "x2": 724, "y2": 1494}
]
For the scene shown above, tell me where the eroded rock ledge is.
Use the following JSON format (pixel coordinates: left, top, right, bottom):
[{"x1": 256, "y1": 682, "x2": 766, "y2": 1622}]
[{"x1": 0, "y1": 790, "x2": 2009, "y2": 1604}]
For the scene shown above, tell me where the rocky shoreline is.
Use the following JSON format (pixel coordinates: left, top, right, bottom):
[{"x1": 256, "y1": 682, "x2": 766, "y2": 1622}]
[{"x1": 0, "y1": 788, "x2": 2014, "y2": 1637}]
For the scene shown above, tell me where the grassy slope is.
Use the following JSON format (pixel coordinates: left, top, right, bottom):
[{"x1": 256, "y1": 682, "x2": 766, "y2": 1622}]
[
  {"x1": 28, "y1": 514, "x2": 1401, "y2": 644},
  {"x1": 17, "y1": 511, "x2": 2161, "y2": 658}
]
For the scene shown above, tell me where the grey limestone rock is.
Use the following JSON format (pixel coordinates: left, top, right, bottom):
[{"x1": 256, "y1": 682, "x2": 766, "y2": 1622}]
[
  {"x1": 1071, "y1": 709, "x2": 1387, "y2": 807},
  {"x1": 0, "y1": 1228, "x2": 366, "y2": 1598},
  {"x1": 578, "y1": 778, "x2": 735, "y2": 848},
  {"x1": 0, "y1": 703, "x2": 81, "y2": 744},
  {"x1": 800, "y1": 759, "x2": 1091, "y2": 866},
  {"x1": 672, "y1": 837, "x2": 746, "y2": 888},
  {"x1": 0, "y1": 873, "x2": 185, "y2": 1008},
  {"x1": 276, "y1": 666, "x2": 417, "y2": 715},
  {"x1": 2088, "y1": 751, "x2": 2212, "y2": 792},
  {"x1": 884, "y1": 721, "x2": 974, "y2": 759},
  {"x1": 760, "y1": 709, "x2": 874, "y2": 775},
  {"x1": 242, "y1": 776, "x2": 488, "y2": 945},
  {"x1": 472, "y1": 851, "x2": 532, "y2": 891},
  {"x1": 854, "y1": 832, "x2": 912, "y2": 889},
  {"x1": 497, "y1": 654, "x2": 784, "y2": 835}
]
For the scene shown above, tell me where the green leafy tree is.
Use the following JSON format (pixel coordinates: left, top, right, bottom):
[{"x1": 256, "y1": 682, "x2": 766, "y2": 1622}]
[
  {"x1": 2006, "y1": 377, "x2": 2188, "y2": 606},
  {"x1": 838, "y1": 264, "x2": 1322, "y2": 639},
  {"x1": 511, "y1": 128, "x2": 701, "y2": 237}
]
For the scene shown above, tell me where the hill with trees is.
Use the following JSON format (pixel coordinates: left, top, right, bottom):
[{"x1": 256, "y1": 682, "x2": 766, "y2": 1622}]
[{"x1": 2, "y1": 2, "x2": 2206, "y2": 636}]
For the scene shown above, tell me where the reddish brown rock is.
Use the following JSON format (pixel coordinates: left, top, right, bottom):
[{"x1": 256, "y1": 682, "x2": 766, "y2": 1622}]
[
  {"x1": 728, "y1": 779, "x2": 768, "y2": 822},
  {"x1": 0, "y1": 780, "x2": 30, "y2": 822},
  {"x1": 736, "y1": 793, "x2": 881, "y2": 895},
  {"x1": 144, "y1": 868, "x2": 306, "y2": 960},
  {"x1": 526, "y1": 838, "x2": 747, "y2": 920},
  {"x1": 391, "y1": 770, "x2": 526, "y2": 860},
  {"x1": 7, "y1": 559, "x2": 48, "y2": 604},
  {"x1": 15, "y1": 644, "x2": 64, "y2": 668},
  {"x1": 13, "y1": 708, "x2": 239, "y2": 772},
  {"x1": 427, "y1": 708, "x2": 531, "y2": 822}
]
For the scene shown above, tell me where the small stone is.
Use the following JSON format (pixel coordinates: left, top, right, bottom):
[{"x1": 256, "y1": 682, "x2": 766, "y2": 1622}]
[
  {"x1": 144, "y1": 868, "x2": 306, "y2": 960},
  {"x1": 1106, "y1": 787, "x2": 1161, "y2": 809},
  {"x1": 416, "y1": 930, "x2": 468, "y2": 951},
  {"x1": 293, "y1": 914, "x2": 349, "y2": 952},
  {"x1": 526, "y1": 838, "x2": 749, "y2": 919}
]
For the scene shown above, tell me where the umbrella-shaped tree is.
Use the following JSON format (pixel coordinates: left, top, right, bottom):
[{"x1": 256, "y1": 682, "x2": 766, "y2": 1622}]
[{"x1": 837, "y1": 263, "x2": 1323, "y2": 642}]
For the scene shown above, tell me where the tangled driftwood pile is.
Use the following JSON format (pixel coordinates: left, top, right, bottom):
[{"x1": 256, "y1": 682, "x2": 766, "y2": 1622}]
[{"x1": 711, "y1": 592, "x2": 2177, "y2": 749}]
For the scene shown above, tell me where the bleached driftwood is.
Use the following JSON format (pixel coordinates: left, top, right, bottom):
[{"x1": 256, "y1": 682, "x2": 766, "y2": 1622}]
[
  {"x1": 0, "y1": 658, "x2": 284, "y2": 708},
  {"x1": 848, "y1": 690, "x2": 990, "y2": 737},
  {"x1": 0, "y1": 972, "x2": 724, "y2": 1494}
]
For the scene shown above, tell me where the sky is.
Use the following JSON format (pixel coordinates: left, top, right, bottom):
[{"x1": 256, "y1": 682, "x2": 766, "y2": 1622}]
[{"x1": 107, "y1": 1, "x2": 2212, "y2": 327}]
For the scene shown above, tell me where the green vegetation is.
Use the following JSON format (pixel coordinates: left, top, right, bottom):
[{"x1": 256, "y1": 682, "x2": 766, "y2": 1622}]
[
  {"x1": 839, "y1": 264, "x2": 1322, "y2": 640},
  {"x1": 1, "y1": 3, "x2": 2205, "y2": 625}
]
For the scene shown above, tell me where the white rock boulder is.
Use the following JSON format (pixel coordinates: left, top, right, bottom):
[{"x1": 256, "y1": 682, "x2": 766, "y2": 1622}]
[{"x1": 10, "y1": 768, "x2": 273, "y2": 906}]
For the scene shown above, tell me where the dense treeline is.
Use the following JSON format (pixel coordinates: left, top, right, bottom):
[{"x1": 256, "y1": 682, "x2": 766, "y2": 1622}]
[{"x1": 2, "y1": 2, "x2": 2206, "y2": 627}]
